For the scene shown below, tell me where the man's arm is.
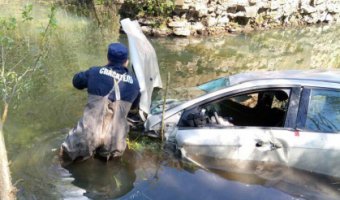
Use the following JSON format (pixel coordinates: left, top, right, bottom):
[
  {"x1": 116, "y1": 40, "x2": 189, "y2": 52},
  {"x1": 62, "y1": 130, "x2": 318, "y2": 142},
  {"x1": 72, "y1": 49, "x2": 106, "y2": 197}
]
[{"x1": 72, "y1": 70, "x2": 90, "y2": 90}]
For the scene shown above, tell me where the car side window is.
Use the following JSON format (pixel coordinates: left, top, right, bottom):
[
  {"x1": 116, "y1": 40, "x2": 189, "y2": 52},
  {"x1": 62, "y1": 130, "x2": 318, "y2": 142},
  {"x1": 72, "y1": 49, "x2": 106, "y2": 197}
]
[
  {"x1": 304, "y1": 89, "x2": 340, "y2": 133},
  {"x1": 179, "y1": 89, "x2": 291, "y2": 128}
]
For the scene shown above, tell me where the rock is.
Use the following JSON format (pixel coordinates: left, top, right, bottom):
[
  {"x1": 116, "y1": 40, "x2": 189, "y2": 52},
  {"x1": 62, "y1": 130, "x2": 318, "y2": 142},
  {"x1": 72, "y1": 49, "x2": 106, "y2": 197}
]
[
  {"x1": 216, "y1": 5, "x2": 224, "y2": 15},
  {"x1": 325, "y1": 13, "x2": 334, "y2": 23},
  {"x1": 282, "y1": 1, "x2": 298, "y2": 16},
  {"x1": 300, "y1": 0, "x2": 310, "y2": 7},
  {"x1": 195, "y1": 2, "x2": 208, "y2": 17},
  {"x1": 207, "y1": 26, "x2": 226, "y2": 35},
  {"x1": 303, "y1": 13, "x2": 318, "y2": 24},
  {"x1": 173, "y1": 27, "x2": 191, "y2": 36},
  {"x1": 255, "y1": 14, "x2": 265, "y2": 24},
  {"x1": 301, "y1": 5, "x2": 317, "y2": 14},
  {"x1": 191, "y1": 22, "x2": 205, "y2": 31},
  {"x1": 153, "y1": 27, "x2": 171, "y2": 37},
  {"x1": 230, "y1": 0, "x2": 249, "y2": 6},
  {"x1": 227, "y1": 27, "x2": 238, "y2": 33},
  {"x1": 228, "y1": 11, "x2": 246, "y2": 18},
  {"x1": 198, "y1": 8, "x2": 209, "y2": 17},
  {"x1": 278, "y1": 0, "x2": 286, "y2": 5},
  {"x1": 175, "y1": 0, "x2": 185, "y2": 6},
  {"x1": 168, "y1": 20, "x2": 188, "y2": 28},
  {"x1": 248, "y1": 0, "x2": 258, "y2": 6},
  {"x1": 269, "y1": 8, "x2": 284, "y2": 21},
  {"x1": 141, "y1": 26, "x2": 152, "y2": 35},
  {"x1": 208, "y1": 6, "x2": 215, "y2": 13},
  {"x1": 313, "y1": 0, "x2": 325, "y2": 5},
  {"x1": 288, "y1": 14, "x2": 300, "y2": 26},
  {"x1": 217, "y1": 16, "x2": 230, "y2": 25},
  {"x1": 138, "y1": 18, "x2": 156, "y2": 26},
  {"x1": 318, "y1": 12, "x2": 328, "y2": 22},
  {"x1": 270, "y1": 0, "x2": 280, "y2": 10},
  {"x1": 206, "y1": 16, "x2": 218, "y2": 26},
  {"x1": 173, "y1": 16, "x2": 180, "y2": 21},
  {"x1": 245, "y1": 6, "x2": 259, "y2": 18},
  {"x1": 258, "y1": 0, "x2": 270, "y2": 9},
  {"x1": 327, "y1": 2, "x2": 340, "y2": 14},
  {"x1": 120, "y1": 0, "x2": 340, "y2": 37},
  {"x1": 317, "y1": 2, "x2": 327, "y2": 12},
  {"x1": 334, "y1": 14, "x2": 340, "y2": 23}
]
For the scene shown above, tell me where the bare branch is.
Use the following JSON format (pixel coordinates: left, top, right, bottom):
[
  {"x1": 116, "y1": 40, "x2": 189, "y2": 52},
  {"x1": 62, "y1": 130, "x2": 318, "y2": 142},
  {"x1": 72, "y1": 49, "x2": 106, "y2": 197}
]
[{"x1": 9, "y1": 53, "x2": 30, "y2": 71}]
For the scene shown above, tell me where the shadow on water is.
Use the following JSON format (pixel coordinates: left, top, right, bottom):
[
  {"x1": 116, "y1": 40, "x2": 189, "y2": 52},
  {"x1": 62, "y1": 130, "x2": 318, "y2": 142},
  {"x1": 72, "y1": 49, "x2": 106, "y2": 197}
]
[
  {"x1": 181, "y1": 152, "x2": 340, "y2": 200},
  {"x1": 64, "y1": 151, "x2": 137, "y2": 199},
  {"x1": 10, "y1": 129, "x2": 340, "y2": 200}
]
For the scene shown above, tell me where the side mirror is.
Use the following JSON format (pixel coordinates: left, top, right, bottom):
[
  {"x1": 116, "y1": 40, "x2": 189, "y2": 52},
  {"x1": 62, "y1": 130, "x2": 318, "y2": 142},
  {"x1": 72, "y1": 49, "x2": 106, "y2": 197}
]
[{"x1": 181, "y1": 108, "x2": 208, "y2": 127}]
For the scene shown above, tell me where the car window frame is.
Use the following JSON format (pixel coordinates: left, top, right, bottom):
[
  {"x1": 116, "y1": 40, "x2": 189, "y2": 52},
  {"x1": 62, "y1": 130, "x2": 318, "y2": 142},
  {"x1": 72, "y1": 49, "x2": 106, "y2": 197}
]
[
  {"x1": 178, "y1": 86, "x2": 301, "y2": 130},
  {"x1": 296, "y1": 87, "x2": 340, "y2": 133}
]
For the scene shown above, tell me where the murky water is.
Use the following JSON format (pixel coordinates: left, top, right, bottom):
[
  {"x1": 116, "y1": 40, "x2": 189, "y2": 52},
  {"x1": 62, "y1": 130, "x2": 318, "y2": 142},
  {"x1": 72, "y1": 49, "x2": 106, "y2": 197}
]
[{"x1": 1, "y1": 1, "x2": 340, "y2": 200}]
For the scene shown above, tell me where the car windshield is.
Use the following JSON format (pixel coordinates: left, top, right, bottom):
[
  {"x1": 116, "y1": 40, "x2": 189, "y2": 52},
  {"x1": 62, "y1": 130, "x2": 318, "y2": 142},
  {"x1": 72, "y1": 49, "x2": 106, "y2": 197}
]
[
  {"x1": 150, "y1": 77, "x2": 231, "y2": 115},
  {"x1": 197, "y1": 77, "x2": 230, "y2": 93}
]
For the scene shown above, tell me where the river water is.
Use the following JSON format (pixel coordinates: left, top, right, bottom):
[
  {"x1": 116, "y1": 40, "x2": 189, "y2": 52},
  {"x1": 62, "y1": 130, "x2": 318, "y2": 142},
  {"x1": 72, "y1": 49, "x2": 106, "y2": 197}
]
[{"x1": 1, "y1": 1, "x2": 340, "y2": 200}]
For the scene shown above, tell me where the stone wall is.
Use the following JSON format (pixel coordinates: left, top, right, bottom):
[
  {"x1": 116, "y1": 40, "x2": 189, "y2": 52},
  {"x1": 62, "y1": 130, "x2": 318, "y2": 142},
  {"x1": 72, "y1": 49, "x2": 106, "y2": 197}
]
[{"x1": 133, "y1": 0, "x2": 340, "y2": 36}]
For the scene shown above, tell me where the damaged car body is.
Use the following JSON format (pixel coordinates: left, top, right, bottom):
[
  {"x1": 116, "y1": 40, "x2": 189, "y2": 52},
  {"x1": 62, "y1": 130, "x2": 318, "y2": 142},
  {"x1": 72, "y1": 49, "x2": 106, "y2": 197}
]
[{"x1": 144, "y1": 70, "x2": 340, "y2": 178}]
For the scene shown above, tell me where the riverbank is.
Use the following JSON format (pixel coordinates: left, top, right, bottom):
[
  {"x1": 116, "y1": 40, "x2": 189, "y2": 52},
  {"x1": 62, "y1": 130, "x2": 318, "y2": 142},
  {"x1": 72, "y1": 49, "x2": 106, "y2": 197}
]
[{"x1": 118, "y1": 0, "x2": 340, "y2": 37}]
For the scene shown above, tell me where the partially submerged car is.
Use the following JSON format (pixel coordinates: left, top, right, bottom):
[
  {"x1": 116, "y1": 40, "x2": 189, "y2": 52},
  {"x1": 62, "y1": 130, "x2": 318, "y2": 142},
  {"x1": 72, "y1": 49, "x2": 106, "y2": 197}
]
[{"x1": 144, "y1": 70, "x2": 340, "y2": 178}]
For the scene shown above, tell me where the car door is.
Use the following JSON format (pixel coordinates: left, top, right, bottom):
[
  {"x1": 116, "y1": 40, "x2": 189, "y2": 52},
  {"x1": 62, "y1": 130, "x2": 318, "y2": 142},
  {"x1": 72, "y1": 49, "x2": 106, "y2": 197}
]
[
  {"x1": 175, "y1": 87, "x2": 299, "y2": 173},
  {"x1": 286, "y1": 87, "x2": 340, "y2": 178}
]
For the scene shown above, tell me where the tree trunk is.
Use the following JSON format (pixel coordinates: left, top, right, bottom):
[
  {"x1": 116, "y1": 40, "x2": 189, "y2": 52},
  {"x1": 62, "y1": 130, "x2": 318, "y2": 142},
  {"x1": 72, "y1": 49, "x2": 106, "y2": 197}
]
[
  {"x1": 1, "y1": 102, "x2": 8, "y2": 124},
  {"x1": 0, "y1": 108, "x2": 15, "y2": 199}
]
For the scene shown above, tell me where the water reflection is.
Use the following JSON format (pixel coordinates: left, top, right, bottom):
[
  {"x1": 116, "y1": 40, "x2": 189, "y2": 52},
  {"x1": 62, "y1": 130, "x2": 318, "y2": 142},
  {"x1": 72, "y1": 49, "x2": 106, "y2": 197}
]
[
  {"x1": 121, "y1": 158, "x2": 295, "y2": 200},
  {"x1": 150, "y1": 25, "x2": 340, "y2": 100},
  {"x1": 65, "y1": 152, "x2": 136, "y2": 199},
  {"x1": 180, "y1": 153, "x2": 340, "y2": 200},
  {"x1": 10, "y1": 129, "x2": 340, "y2": 200}
]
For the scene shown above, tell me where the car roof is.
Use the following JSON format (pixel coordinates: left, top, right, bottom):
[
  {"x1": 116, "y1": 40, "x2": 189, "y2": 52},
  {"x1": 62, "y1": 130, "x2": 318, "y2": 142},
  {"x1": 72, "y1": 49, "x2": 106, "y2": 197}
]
[{"x1": 229, "y1": 70, "x2": 340, "y2": 85}]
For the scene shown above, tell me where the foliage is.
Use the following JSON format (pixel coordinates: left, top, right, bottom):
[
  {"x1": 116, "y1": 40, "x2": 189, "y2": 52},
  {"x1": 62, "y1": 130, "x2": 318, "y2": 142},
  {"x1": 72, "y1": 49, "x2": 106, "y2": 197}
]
[
  {"x1": 121, "y1": 0, "x2": 175, "y2": 18},
  {"x1": 0, "y1": 4, "x2": 57, "y2": 123},
  {"x1": 22, "y1": 4, "x2": 34, "y2": 22},
  {"x1": 127, "y1": 136, "x2": 160, "y2": 153}
]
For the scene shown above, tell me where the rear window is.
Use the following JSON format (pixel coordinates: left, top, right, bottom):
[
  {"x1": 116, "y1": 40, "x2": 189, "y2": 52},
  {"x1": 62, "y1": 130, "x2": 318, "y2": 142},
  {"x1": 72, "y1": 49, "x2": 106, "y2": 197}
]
[{"x1": 305, "y1": 89, "x2": 340, "y2": 133}]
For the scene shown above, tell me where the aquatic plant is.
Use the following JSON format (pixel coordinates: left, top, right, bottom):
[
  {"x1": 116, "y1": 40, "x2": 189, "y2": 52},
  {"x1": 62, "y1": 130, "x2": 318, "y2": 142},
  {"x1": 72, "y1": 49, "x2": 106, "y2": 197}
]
[{"x1": 127, "y1": 136, "x2": 160, "y2": 153}]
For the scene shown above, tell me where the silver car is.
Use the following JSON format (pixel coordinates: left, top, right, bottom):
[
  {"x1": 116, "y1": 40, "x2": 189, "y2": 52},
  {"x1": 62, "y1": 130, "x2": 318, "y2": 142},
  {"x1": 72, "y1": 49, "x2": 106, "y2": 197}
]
[{"x1": 144, "y1": 70, "x2": 340, "y2": 178}]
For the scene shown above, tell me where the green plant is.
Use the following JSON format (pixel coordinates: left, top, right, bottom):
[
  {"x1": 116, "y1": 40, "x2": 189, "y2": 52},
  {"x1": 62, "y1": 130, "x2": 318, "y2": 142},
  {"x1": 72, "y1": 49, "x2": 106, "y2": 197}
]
[
  {"x1": 0, "y1": 4, "x2": 57, "y2": 199},
  {"x1": 1, "y1": 5, "x2": 57, "y2": 121},
  {"x1": 127, "y1": 136, "x2": 160, "y2": 153},
  {"x1": 122, "y1": 0, "x2": 175, "y2": 18},
  {"x1": 22, "y1": 4, "x2": 34, "y2": 22}
]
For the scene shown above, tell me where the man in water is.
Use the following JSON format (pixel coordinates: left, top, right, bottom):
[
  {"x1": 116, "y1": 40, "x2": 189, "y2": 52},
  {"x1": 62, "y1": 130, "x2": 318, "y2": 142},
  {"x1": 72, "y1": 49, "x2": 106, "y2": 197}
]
[{"x1": 60, "y1": 43, "x2": 140, "y2": 161}]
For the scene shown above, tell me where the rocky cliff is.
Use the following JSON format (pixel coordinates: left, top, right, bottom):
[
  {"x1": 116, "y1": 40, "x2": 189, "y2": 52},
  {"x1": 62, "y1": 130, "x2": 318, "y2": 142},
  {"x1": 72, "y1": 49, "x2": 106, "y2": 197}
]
[{"x1": 123, "y1": 0, "x2": 340, "y2": 36}]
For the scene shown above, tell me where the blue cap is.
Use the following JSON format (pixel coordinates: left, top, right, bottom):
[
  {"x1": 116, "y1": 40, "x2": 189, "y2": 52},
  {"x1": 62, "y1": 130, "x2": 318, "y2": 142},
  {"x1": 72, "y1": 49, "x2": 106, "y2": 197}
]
[{"x1": 107, "y1": 43, "x2": 128, "y2": 64}]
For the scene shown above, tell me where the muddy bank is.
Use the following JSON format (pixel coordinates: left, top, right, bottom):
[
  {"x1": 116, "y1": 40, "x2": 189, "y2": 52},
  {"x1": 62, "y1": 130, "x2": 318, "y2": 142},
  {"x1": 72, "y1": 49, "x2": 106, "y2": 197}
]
[{"x1": 119, "y1": 0, "x2": 340, "y2": 37}]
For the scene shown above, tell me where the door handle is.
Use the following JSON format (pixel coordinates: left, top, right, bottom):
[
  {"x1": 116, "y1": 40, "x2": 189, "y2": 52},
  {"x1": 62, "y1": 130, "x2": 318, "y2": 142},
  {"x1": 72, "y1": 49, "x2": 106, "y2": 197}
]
[
  {"x1": 255, "y1": 140, "x2": 264, "y2": 147},
  {"x1": 270, "y1": 142, "x2": 282, "y2": 150},
  {"x1": 255, "y1": 140, "x2": 281, "y2": 150}
]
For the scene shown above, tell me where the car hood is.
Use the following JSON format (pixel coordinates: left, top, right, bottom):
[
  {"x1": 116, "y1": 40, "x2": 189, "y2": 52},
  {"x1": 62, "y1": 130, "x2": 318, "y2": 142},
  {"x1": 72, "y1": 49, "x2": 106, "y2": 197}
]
[{"x1": 121, "y1": 18, "x2": 163, "y2": 115}]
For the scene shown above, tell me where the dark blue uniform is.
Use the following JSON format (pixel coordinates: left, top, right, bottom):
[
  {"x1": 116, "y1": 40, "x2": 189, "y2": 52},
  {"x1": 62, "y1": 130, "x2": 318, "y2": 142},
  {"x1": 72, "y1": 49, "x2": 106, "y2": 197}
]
[
  {"x1": 61, "y1": 63, "x2": 141, "y2": 161},
  {"x1": 73, "y1": 64, "x2": 140, "y2": 108}
]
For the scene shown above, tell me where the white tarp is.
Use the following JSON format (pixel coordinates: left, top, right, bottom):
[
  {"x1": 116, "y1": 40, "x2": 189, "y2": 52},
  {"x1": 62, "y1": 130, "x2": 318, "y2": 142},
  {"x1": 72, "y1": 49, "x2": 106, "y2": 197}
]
[{"x1": 121, "y1": 18, "x2": 163, "y2": 115}]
